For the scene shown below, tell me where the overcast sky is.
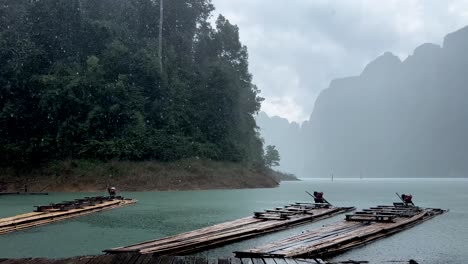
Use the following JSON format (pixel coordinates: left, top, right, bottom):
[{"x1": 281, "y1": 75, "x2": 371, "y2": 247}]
[{"x1": 211, "y1": 0, "x2": 468, "y2": 123}]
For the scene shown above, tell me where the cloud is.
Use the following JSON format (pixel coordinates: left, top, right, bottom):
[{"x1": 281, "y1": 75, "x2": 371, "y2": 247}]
[
  {"x1": 211, "y1": 0, "x2": 468, "y2": 123},
  {"x1": 262, "y1": 96, "x2": 307, "y2": 123}
]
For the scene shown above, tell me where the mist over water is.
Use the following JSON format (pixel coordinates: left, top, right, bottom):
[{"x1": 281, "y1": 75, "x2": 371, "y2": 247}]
[
  {"x1": 1, "y1": 2, "x2": 468, "y2": 264},
  {"x1": 0, "y1": 179, "x2": 466, "y2": 263}
]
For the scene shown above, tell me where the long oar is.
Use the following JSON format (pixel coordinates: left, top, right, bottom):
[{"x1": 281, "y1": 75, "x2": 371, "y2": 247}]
[
  {"x1": 395, "y1": 192, "x2": 404, "y2": 202},
  {"x1": 305, "y1": 191, "x2": 332, "y2": 205},
  {"x1": 305, "y1": 190, "x2": 316, "y2": 199}
]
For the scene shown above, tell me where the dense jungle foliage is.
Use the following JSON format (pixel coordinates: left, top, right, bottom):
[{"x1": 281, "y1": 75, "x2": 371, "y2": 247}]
[{"x1": 0, "y1": 0, "x2": 266, "y2": 168}]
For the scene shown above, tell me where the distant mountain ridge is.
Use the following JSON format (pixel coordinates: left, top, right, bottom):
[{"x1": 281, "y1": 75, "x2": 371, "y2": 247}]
[
  {"x1": 258, "y1": 25, "x2": 468, "y2": 178},
  {"x1": 256, "y1": 112, "x2": 304, "y2": 175}
]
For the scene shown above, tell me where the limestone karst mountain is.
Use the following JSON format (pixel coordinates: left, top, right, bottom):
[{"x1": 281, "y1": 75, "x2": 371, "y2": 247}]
[{"x1": 258, "y1": 26, "x2": 468, "y2": 178}]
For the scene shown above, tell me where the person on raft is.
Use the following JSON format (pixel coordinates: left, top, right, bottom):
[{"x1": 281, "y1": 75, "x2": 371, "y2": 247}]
[
  {"x1": 401, "y1": 194, "x2": 414, "y2": 205},
  {"x1": 107, "y1": 186, "x2": 117, "y2": 197},
  {"x1": 313, "y1": 191, "x2": 325, "y2": 203}
]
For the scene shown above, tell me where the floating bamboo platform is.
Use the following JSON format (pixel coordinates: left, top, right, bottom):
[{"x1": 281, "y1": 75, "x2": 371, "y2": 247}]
[
  {"x1": 0, "y1": 196, "x2": 136, "y2": 235},
  {"x1": 235, "y1": 204, "x2": 447, "y2": 259},
  {"x1": 105, "y1": 203, "x2": 355, "y2": 256},
  {"x1": 0, "y1": 254, "x2": 381, "y2": 264}
]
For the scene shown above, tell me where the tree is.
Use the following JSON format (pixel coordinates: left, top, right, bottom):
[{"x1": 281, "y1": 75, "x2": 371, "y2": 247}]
[
  {"x1": 0, "y1": 0, "x2": 266, "y2": 169},
  {"x1": 264, "y1": 145, "x2": 280, "y2": 168}
]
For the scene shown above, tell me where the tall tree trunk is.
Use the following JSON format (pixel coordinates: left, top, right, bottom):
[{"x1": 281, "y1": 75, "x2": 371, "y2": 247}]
[{"x1": 159, "y1": 0, "x2": 163, "y2": 71}]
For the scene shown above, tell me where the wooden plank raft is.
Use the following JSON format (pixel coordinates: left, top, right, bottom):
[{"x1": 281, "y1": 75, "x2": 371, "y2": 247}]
[
  {"x1": 0, "y1": 254, "x2": 423, "y2": 264},
  {"x1": 235, "y1": 204, "x2": 447, "y2": 259},
  {"x1": 105, "y1": 203, "x2": 355, "y2": 256},
  {"x1": 0, "y1": 196, "x2": 137, "y2": 235},
  {"x1": 0, "y1": 254, "x2": 368, "y2": 264}
]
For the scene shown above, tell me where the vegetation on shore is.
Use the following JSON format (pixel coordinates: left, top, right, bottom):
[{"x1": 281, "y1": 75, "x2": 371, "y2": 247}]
[
  {"x1": 0, "y1": 0, "x2": 298, "y2": 190},
  {"x1": 268, "y1": 170, "x2": 299, "y2": 182},
  {"x1": 0, "y1": 0, "x2": 264, "y2": 170},
  {"x1": 0, "y1": 159, "x2": 297, "y2": 192}
]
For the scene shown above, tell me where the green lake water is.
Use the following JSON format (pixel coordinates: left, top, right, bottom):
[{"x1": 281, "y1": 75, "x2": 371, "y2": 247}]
[{"x1": 0, "y1": 178, "x2": 466, "y2": 263}]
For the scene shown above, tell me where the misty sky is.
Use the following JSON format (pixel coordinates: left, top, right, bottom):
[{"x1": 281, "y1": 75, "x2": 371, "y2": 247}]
[{"x1": 212, "y1": 0, "x2": 468, "y2": 123}]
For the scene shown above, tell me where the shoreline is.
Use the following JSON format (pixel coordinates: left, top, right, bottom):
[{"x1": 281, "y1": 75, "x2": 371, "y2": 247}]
[{"x1": 0, "y1": 159, "x2": 298, "y2": 193}]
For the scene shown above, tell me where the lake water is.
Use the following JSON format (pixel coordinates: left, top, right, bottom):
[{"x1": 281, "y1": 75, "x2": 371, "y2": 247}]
[{"x1": 0, "y1": 178, "x2": 467, "y2": 263}]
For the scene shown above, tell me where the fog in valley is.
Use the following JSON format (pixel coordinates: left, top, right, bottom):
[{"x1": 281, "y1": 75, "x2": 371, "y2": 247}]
[
  {"x1": 257, "y1": 27, "x2": 468, "y2": 178},
  {"x1": 1, "y1": 1, "x2": 468, "y2": 263}
]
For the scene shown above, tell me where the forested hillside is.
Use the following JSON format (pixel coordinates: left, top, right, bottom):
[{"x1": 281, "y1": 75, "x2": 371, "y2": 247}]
[{"x1": 0, "y1": 0, "x2": 264, "y2": 169}]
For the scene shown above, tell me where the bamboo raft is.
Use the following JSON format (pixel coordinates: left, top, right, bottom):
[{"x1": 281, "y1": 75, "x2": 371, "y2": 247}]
[
  {"x1": 235, "y1": 203, "x2": 447, "y2": 259},
  {"x1": 0, "y1": 196, "x2": 136, "y2": 235},
  {"x1": 105, "y1": 203, "x2": 355, "y2": 255},
  {"x1": 0, "y1": 254, "x2": 379, "y2": 264}
]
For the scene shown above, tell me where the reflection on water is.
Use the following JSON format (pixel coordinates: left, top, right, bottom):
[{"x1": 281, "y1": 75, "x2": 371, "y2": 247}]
[{"x1": 0, "y1": 178, "x2": 466, "y2": 263}]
